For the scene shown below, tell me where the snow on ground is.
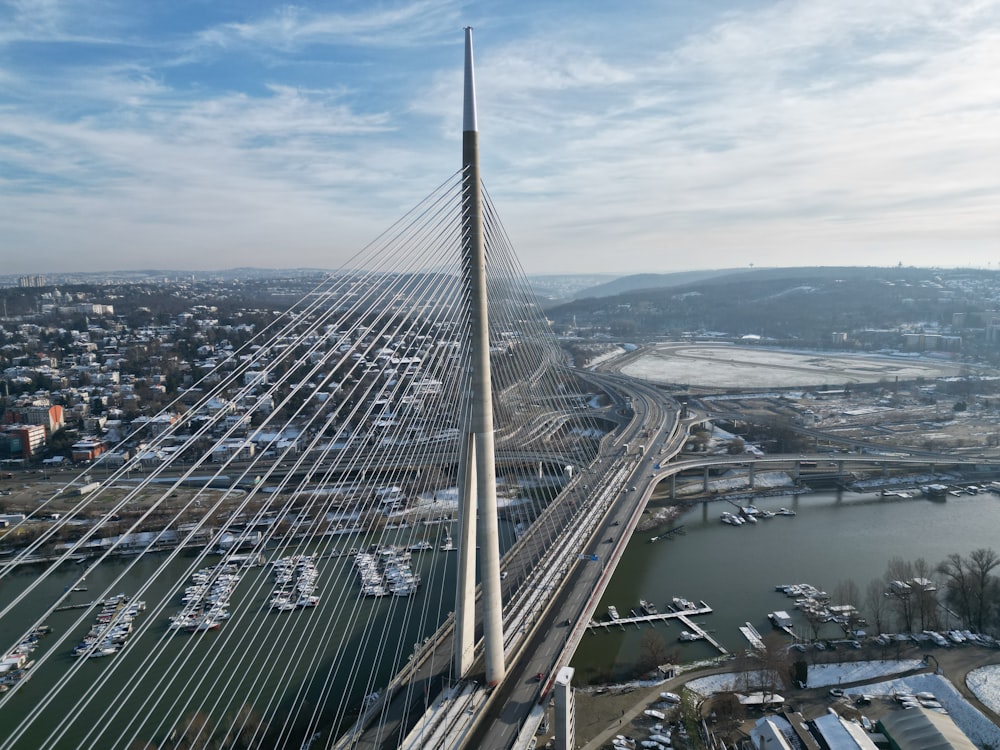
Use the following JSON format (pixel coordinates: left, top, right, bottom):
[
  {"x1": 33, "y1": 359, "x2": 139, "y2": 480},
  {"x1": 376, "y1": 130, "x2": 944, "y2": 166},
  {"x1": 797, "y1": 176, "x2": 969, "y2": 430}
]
[
  {"x1": 968, "y1": 664, "x2": 1000, "y2": 715},
  {"x1": 867, "y1": 673, "x2": 1000, "y2": 748},
  {"x1": 584, "y1": 346, "x2": 626, "y2": 369},
  {"x1": 803, "y1": 660, "x2": 925, "y2": 688},
  {"x1": 686, "y1": 664, "x2": 1000, "y2": 748},
  {"x1": 686, "y1": 673, "x2": 739, "y2": 696},
  {"x1": 675, "y1": 470, "x2": 793, "y2": 497},
  {"x1": 621, "y1": 346, "x2": 963, "y2": 389},
  {"x1": 685, "y1": 661, "x2": 923, "y2": 698}
]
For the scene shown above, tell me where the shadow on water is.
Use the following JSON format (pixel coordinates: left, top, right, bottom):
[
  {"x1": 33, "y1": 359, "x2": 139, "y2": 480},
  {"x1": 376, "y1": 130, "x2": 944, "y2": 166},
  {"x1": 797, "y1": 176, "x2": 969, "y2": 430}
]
[{"x1": 0, "y1": 542, "x2": 460, "y2": 749}]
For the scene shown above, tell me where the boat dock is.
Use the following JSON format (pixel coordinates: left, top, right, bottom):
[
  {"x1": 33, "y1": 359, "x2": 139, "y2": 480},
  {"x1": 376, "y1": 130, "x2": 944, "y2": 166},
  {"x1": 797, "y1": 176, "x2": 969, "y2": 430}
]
[
  {"x1": 739, "y1": 621, "x2": 766, "y2": 650},
  {"x1": 648, "y1": 525, "x2": 686, "y2": 543},
  {"x1": 588, "y1": 601, "x2": 728, "y2": 655}
]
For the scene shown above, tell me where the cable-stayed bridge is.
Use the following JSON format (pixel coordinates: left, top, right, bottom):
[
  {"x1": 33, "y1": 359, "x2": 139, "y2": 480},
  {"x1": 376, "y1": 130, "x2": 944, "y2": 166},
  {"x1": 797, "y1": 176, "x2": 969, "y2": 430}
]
[
  {"x1": 5, "y1": 29, "x2": 997, "y2": 750},
  {"x1": 0, "y1": 30, "x2": 655, "y2": 750}
]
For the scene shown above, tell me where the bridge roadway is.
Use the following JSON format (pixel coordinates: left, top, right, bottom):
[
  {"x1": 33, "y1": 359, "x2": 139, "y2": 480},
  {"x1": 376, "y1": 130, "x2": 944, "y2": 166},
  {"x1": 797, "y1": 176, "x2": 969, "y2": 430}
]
[
  {"x1": 658, "y1": 450, "x2": 991, "y2": 478},
  {"x1": 340, "y1": 371, "x2": 1000, "y2": 749},
  {"x1": 334, "y1": 371, "x2": 679, "y2": 748}
]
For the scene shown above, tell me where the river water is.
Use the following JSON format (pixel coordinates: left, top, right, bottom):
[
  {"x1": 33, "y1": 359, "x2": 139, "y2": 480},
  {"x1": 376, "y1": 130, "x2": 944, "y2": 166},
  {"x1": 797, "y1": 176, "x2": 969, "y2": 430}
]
[
  {"x1": 4, "y1": 490, "x2": 998, "y2": 745},
  {"x1": 570, "y1": 489, "x2": 1000, "y2": 682},
  {"x1": 0, "y1": 524, "x2": 466, "y2": 748}
]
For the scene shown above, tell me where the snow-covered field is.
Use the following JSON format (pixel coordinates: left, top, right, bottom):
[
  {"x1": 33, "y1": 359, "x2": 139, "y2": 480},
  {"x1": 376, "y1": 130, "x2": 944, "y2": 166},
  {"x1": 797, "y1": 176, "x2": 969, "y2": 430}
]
[
  {"x1": 584, "y1": 346, "x2": 627, "y2": 369},
  {"x1": 685, "y1": 660, "x2": 924, "y2": 697},
  {"x1": 675, "y1": 470, "x2": 793, "y2": 497},
  {"x1": 802, "y1": 660, "x2": 926, "y2": 688},
  {"x1": 622, "y1": 346, "x2": 964, "y2": 389},
  {"x1": 870, "y1": 673, "x2": 1000, "y2": 747},
  {"x1": 686, "y1": 662, "x2": 1000, "y2": 747},
  {"x1": 968, "y1": 664, "x2": 1000, "y2": 715}
]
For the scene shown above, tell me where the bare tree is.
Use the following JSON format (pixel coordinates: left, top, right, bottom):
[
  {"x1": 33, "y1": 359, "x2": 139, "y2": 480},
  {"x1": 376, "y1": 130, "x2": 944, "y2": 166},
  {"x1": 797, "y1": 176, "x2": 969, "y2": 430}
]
[
  {"x1": 710, "y1": 692, "x2": 746, "y2": 738},
  {"x1": 885, "y1": 557, "x2": 914, "y2": 632},
  {"x1": 731, "y1": 649, "x2": 757, "y2": 694},
  {"x1": 638, "y1": 630, "x2": 671, "y2": 676},
  {"x1": 912, "y1": 557, "x2": 939, "y2": 631},
  {"x1": 835, "y1": 579, "x2": 860, "y2": 616},
  {"x1": 803, "y1": 609, "x2": 825, "y2": 642},
  {"x1": 969, "y1": 548, "x2": 1000, "y2": 632},
  {"x1": 935, "y1": 549, "x2": 1000, "y2": 633},
  {"x1": 864, "y1": 579, "x2": 887, "y2": 635},
  {"x1": 938, "y1": 553, "x2": 974, "y2": 630},
  {"x1": 759, "y1": 632, "x2": 793, "y2": 696}
]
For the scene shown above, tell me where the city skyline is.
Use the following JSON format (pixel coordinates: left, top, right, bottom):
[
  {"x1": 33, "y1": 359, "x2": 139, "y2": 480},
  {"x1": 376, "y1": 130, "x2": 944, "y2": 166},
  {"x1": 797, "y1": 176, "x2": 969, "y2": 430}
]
[{"x1": 2, "y1": 0, "x2": 999, "y2": 276}]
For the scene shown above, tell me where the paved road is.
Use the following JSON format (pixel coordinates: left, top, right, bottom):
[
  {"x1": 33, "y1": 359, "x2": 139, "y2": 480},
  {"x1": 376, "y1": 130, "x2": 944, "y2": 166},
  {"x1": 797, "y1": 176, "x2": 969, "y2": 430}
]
[
  {"x1": 340, "y1": 369, "x2": 682, "y2": 748},
  {"x1": 467, "y1": 372, "x2": 699, "y2": 748}
]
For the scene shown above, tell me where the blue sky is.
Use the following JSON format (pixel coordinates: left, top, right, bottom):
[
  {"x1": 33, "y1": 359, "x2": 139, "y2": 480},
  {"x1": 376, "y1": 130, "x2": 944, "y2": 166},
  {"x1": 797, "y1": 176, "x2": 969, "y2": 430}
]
[{"x1": 2, "y1": 0, "x2": 999, "y2": 276}]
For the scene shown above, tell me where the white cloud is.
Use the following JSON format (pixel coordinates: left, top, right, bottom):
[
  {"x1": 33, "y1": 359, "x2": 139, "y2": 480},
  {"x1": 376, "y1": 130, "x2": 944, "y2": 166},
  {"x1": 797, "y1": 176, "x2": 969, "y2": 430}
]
[
  {"x1": 2, "y1": 0, "x2": 1000, "y2": 274},
  {"x1": 190, "y1": 0, "x2": 462, "y2": 56},
  {"x1": 461, "y1": 1, "x2": 1000, "y2": 271}
]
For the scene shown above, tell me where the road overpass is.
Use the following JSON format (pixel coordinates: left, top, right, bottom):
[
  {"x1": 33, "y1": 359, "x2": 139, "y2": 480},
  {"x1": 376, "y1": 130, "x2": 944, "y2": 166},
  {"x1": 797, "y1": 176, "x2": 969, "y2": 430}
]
[
  {"x1": 337, "y1": 370, "x2": 689, "y2": 748},
  {"x1": 354, "y1": 369, "x2": 1000, "y2": 749}
]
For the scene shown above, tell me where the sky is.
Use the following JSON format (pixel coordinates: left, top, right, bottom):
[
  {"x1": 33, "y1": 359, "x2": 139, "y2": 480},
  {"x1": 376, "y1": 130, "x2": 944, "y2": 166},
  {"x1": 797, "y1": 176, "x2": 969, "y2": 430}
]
[{"x1": 2, "y1": 0, "x2": 999, "y2": 276}]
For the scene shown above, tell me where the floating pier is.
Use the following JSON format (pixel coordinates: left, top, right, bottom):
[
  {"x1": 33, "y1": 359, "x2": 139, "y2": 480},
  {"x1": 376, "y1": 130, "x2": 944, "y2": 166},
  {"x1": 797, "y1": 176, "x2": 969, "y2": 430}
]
[
  {"x1": 648, "y1": 525, "x2": 686, "y2": 543},
  {"x1": 739, "y1": 621, "x2": 765, "y2": 650},
  {"x1": 588, "y1": 600, "x2": 727, "y2": 655}
]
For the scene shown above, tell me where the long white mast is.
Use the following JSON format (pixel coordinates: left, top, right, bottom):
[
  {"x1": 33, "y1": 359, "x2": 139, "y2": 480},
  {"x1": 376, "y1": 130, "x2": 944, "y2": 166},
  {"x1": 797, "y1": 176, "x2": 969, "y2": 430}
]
[{"x1": 454, "y1": 26, "x2": 505, "y2": 686}]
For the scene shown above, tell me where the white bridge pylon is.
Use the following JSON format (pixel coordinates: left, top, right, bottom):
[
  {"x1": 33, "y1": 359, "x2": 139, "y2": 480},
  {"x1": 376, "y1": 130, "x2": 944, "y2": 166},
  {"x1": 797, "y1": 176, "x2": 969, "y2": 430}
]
[{"x1": 453, "y1": 26, "x2": 505, "y2": 687}]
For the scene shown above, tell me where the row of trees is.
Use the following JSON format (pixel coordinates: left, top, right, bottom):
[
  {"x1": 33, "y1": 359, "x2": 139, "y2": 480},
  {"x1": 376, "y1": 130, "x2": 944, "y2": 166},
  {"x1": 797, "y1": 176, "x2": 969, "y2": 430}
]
[
  {"x1": 596, "y1": 548, "x2": 1000, "y2": 687},
  {"x1": 850, "y1": 550, "x2": 1000, "y2": 635}
]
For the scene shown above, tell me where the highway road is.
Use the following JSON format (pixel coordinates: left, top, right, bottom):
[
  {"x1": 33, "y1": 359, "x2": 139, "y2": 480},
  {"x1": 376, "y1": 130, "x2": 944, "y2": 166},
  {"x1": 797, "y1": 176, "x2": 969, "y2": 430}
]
[
  {"x1": 329, "y1": 369, "x2": 681, "y2": 749},
  {"x1": 340, "y1": 365, "x2": 1000, "y2": 748},
  {"x1": 459, "y1": 371, "x2": 1000, "y2": 749},
  {"x1": 466, "y1": 371, "x2": 693, "y2": 749}
]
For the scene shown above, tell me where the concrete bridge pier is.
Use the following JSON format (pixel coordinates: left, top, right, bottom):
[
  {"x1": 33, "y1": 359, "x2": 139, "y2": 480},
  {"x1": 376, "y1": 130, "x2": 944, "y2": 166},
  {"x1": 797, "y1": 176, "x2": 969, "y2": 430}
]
[
  {"x1": 837, "y1": 460, "x2": 844, "y2": 477},
  {"x1": 748, "y1": 462, "x2": 755, "y2": 488},
  {"x1": 881, "y1": 462, "x2": 887, "y2": 478},
  {"x1": 703, "y1": 466, "x2": 710, "y2": 493},
  {"x1": 793, "y1": 461, "x2": 801, "y2": 480},
  {"x1": 670, "y1": 473, "x2": 676, "y2": 499}
]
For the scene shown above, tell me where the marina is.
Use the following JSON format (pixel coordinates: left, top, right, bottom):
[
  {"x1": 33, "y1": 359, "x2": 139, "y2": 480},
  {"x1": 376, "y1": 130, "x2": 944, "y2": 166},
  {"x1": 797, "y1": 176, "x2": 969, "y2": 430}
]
[
  {"x1": 72, "y1": 593, "x2": 145, "y2": 657},
  {"x1": 353, "y1": 546, "x2": 420, "y2": 597},
  {"x1": 721, "y1": 505, "x2": 795, "y2": 525},
  {"x1": 0, "y1": 526, "x2": 470, "y2": 746},
  {"x1": 169, "y1": 563, "x2": 241, "y2": 631},
  {"x1": 1, "y1": 625, "x2": 50, "y2": 690},
  {"x1": 4, "y1": 486, "x2": 1000, "y2": 742},
  {"x1": 588, "y1": 598, "x2": 728, "y2": 655},
  {"x1": 574, "y1": 489, "x2": 1000, "y2": 680},
  {"x1": 268, "y1": 554, "x2": 321, "y2": 610}
]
